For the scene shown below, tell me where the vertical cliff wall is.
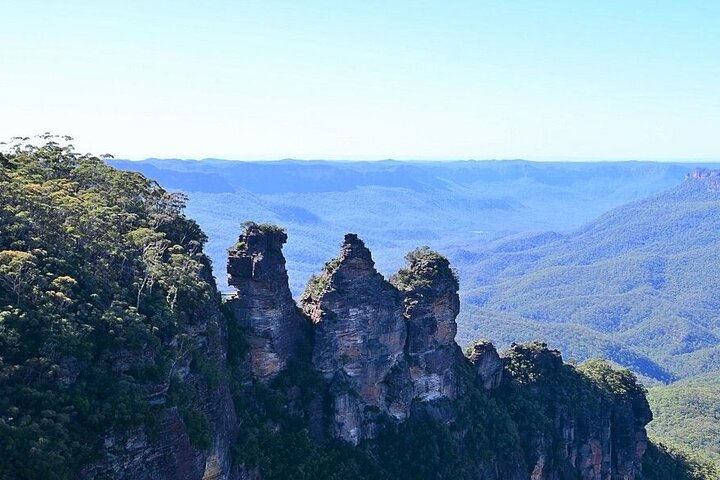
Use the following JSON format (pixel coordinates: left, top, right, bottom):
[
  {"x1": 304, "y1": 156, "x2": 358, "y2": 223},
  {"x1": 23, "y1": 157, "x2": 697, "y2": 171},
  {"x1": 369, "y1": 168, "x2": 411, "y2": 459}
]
[
  {"x1": 225, "y1": 223, "x2": 306, "y2": 380},
  {"x1": 221, "y1": 224, "x2": 653, "y2": 479},
  {"x1": 86, "y1": 223, "x2": 654, "y2": 479},
  {"x1": 81, "y1": 264, "x2": 240, "y2": 480},
  {"x1": 296, "y1": 235, "x2": 470, "y2": 444},
  {"x1": 500, "y1": 343, "x2": 652, "y2": 480}
]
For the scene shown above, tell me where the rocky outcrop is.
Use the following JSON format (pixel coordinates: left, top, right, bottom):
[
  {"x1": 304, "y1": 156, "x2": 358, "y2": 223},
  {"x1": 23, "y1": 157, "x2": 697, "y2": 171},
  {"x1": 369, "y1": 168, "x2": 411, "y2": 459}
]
[
  {"x1": 226, "y1": 223, "x2": 306, "y2": 379},
  {"x1": 685, "y1": 168, "x2": 720, "y2": 191},
  {"x1": 466, "y1": 340, "x2": 503, "y2": 389},
  {"x1": 191, "y1": 224, "x2": 651, "y2": 479},
  {"x1": 293, "y1": 236, "x2": 477, "y2": 444},
  {"x1": 392, "y1": 247, "x2": 465, "y2": 402},
  {"x1": 501, "y1": 343, "x2": 651, "y2": 480},
  {"x1": 301, "y1": 234, "x2": 408, "y2": 443},
  {"x1": 685, "y1": 168, "x2": 720, "y2": 180},
  {"x1": 222, "y1": 227, "x2": 652, "y2": 480}
]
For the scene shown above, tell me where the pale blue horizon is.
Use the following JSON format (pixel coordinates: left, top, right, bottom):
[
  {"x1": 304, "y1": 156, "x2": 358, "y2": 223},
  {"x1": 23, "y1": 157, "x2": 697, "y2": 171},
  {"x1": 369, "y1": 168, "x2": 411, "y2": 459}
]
[{"x1": 2, "y1": 1, "x2": 719, "y2": 161}]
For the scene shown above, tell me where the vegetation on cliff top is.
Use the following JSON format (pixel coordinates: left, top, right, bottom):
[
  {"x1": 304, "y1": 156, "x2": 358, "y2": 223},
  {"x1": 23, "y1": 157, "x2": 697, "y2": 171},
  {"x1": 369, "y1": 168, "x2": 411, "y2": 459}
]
[
  {"x1": 0, "y1": 136, "x2": 216, "y2": 479},
  {"x1": 390, "y1": 246, "x2": 458, "y2": 291},
  {"x1": 300, "y1": 255, "x2": 342, "y2": 303}
]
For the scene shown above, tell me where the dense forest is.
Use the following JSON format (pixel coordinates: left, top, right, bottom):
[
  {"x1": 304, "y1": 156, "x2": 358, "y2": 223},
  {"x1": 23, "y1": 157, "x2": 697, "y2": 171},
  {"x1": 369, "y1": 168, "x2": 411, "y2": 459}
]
[
  {"x1": 646, "y1": 373, "x2": 720, "y2": 470},
  {"x1": 0, "y1": 136, "x2": 218, "y2": 478}
]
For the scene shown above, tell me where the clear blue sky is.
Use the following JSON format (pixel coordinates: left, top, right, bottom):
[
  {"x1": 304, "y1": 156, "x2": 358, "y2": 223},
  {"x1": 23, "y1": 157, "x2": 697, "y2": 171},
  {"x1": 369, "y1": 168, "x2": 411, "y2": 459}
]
[{"x1": 2, "y1": 1, "x2": 719, "y2": 160}]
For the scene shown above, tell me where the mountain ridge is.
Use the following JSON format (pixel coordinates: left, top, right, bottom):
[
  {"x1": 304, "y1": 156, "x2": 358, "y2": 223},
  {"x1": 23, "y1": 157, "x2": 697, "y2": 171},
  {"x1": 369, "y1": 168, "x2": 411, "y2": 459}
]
[{"x1": 459, "y1": 171, "x2": 720, "y2": 382}]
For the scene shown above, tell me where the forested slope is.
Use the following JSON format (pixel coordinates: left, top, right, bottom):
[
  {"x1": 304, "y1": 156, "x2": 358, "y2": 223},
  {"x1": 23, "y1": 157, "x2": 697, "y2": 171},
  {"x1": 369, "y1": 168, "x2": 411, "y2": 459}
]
[
  {"x1": 459, "y1": 172, "x2": 720, "y2": 382},
  {"x1": 0, "y1": 137, "x2": 233, "y2": 478}
]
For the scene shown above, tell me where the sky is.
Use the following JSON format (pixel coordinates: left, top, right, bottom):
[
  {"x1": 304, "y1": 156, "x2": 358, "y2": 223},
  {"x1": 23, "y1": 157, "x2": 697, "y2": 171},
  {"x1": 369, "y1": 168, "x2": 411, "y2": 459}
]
[{"x1": 2, "y1": 1, "x2": 719, "y2": 160}]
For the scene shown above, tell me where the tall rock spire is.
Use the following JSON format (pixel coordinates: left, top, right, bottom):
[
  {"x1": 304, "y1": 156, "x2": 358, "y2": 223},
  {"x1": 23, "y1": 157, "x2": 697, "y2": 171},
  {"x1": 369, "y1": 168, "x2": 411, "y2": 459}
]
[
  {"x1": 301, "y1": 234, "x2": 407, "y2": 444},
  {"x1": 391, "y1": 247, "x2": 465, "y2": 401},
  {"x1": 226, "y1": 222, "x2": 305, "y2": 380}
]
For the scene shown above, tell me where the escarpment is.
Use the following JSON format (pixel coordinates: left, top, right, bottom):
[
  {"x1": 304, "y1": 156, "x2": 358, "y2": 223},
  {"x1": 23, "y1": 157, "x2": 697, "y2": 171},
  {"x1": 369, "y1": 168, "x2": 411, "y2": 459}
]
[
  {"x1": 83, "y1": 222, "x2": 656, "y2": 480},
  {"x1": 501, "y1": 344, "x2": 652, "y2": 480},
  {"x1": 0, "y1": 146, "x2": 677, "y2": 480},
  {"x1": 81, "y1": 261, "x2": 240, "y2": 480},
  {"x1": 219, "y1": 223, "x2": 654, "y2": 480}
]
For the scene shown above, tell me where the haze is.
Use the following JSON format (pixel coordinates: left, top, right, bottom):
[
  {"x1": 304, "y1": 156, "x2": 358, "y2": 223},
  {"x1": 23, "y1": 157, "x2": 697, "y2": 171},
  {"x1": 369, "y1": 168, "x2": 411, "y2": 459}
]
[{"x1": 2, "y1": 0, "x2": 719, "y2": 160}]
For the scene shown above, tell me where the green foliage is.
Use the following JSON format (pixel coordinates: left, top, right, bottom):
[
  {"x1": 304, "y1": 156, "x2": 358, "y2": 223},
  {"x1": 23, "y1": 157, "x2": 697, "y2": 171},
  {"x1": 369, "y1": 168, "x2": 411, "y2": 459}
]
[
  {"x1": 256, "y1": 223, "x2": 286, "y2": 235},
  {"x1": 646, "y1": 373, "x2": 720, "y2": 470},
  {"x1": 226, "y1": 354, "x2": 385, "y2": 480},
  {"x1": 390, "y1": 246, "x2": 457, "y2": 290},
  {"x1": 299, "y1": 256, "x2": 341, "y2": 302},
  {"x1": 459, "y1": 178, "x2": 720, "y2": 382},
  {"x1": 240, "y1": 220, "x2": 286, "y2": 236},
  {"x1": 374, "y1": 389, "x2": 521, "y2": 480},
  {"x1": 0, "y1": 136, "x2": 216, "y2": 478},
  {"x1": 643, "y1": 441, "x2": 720, "y2": 480},
  {"x1": 578, "y1": 359, "x2": 644, "y2": 396}
]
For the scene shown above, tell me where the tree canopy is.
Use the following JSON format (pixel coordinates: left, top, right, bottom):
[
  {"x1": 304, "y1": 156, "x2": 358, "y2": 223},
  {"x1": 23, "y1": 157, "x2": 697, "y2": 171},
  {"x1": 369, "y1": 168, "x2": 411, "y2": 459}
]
[{"x1": 0, "y1": 136, "x2": 215, "y2": 479}]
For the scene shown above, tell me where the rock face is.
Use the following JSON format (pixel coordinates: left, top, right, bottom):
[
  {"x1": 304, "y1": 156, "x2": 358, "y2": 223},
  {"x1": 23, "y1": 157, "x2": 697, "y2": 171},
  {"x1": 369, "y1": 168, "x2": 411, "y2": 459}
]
[
  {"x1": 685, "y1": 168, "x2": 720, "y2": 191},
  {"x1": 686, "y1": 168, "x2": 720, "y2": 180},
  {"x1": 301, "y1": 234, "x2": 409, "y2": 443},
  {"x1": 392, "y1": 247, "x2": 465, "y2": 402},
  {"x1": 92, "y1": 223, "x2": 653, "y2": 479},
  {"x1": 226, "y1": 223, "x2": 306, "y2": 379},
  {"x1": 296, "y1": 238, "x2": 469, "y2": 444},
  {"x1": 502, "y1": 343, "x2": 652, "y2": 480},
  {"x1": 221, "y1": 227, "x2": 652, "y2": 480},
  {"x1": 466, "y1": 340, "x2": 503, "y2": 390}
]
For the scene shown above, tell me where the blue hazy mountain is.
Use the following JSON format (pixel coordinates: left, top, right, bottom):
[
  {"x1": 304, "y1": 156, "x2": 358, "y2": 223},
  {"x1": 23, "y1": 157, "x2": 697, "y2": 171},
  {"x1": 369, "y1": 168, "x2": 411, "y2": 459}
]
[
  {"x1": 109, "y1": 159, "x2": 720, "y2": 384},
  {"x1": 109, "y1": 159, "x2": 711, "y2": 290},
  {"x1": 456, "y1": 171, "x2": 720, "y2": 383}
]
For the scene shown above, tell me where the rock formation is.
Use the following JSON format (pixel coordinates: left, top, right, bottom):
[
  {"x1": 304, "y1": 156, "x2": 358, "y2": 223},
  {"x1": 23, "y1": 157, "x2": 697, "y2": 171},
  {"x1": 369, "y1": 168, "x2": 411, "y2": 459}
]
[
  {"x1": 686, "y1": 168, "x2": 720, "y2": 180},
  {"x1": 293, "y1": 235, "x2": 480, "y2": 444},
  {"x1": 501, "y1": 343, "x2": 652, "y2": 480},
  {"x1": 685, "y1": 168, "x2": 720, "y2": 191},
  {"x1": 392, "y1": 247, "x2": 467, "y2": 403},
  {"x1": 88, "y1": 223, "x2": 656, "y2": 479},
  {"x1": 300, "y1": 234, "x2": 410, "y2": 442},
  {"x1": 225, "y1": 222, "x2": 306, "y2": 379},
  {"x1": 218, "y1": 225, "x2": 655, "y2": 478},
  {"x1": 466, "y1": 340, "x2": 504, "y2": 390}
]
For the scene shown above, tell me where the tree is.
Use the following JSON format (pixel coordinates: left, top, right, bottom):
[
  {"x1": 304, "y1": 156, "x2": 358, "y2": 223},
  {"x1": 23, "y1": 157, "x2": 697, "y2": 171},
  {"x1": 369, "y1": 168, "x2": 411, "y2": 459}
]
[{"x1": 0, "y1": 250, "x2": 37, "y2": 304}]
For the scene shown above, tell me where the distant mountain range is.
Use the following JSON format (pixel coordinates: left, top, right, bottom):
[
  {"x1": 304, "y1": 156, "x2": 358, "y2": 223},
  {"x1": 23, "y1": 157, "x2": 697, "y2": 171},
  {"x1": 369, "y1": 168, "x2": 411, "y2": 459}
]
[
  {"x1": 109, "y1": 159, "x2": 720, "y2": 384},
  {"x1": 456, "y1": 172, "x2": 720, "y2": 383},
  {"x1": 109, "y1": 159, "x2": 716, "y2": 291}
]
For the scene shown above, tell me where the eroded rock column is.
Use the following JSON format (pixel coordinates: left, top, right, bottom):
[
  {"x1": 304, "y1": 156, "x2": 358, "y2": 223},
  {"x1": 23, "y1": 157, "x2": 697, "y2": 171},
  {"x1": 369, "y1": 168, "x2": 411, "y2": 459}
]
[
  {"x1": 301, "y1": 234, "x2": 407, "y2": 444},
  {"x1": 226, "y1": 223, "x2": 305, "y2": 380},
  {"x1": 391, "y1": 247, "x2": 464, "y2": 401}
]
